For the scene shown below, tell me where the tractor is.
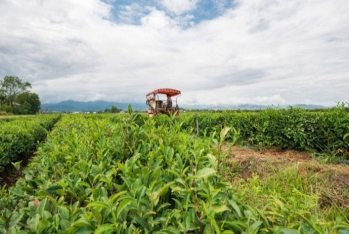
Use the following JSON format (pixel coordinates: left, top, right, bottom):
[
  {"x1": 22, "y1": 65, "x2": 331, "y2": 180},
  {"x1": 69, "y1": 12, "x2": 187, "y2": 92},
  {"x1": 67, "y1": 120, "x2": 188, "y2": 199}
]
[{"x1": 146, "y1": 88, "x2": 181, "y2": 117}]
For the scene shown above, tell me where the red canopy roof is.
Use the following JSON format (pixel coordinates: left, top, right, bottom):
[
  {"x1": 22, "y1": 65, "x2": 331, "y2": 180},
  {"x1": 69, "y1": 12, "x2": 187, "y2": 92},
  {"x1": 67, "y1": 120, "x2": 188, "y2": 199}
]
[{"x1": 146, "y1": 88, "x2": 181, "y2": 97}]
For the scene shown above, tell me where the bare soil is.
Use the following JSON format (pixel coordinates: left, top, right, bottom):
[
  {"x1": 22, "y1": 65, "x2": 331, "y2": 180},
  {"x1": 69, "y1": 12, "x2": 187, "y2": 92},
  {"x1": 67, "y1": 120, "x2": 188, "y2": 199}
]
[
  {"x1": 0, "y1": 154, "x2": 32, "y2": 187},
  {"x1": 222, "y1": 145, "x2": 349, "y2": 209},
  {"x1": 225, "y1": 145, "x2": 349, "y2": 176}
]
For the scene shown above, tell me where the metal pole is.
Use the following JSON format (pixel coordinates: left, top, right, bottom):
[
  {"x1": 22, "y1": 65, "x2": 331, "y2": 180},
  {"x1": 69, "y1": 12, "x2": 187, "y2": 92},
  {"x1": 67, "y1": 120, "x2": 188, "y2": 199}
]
[{"x1": 196, "y1": 113, "x2": 199, "y2": 135}]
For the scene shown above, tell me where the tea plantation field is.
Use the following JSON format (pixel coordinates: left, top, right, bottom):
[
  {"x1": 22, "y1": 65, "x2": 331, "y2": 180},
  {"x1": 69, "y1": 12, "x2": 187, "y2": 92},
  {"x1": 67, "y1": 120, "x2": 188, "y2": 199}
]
[{"x1": 1, "y1": 106, "x2": 349, "y2": 233}]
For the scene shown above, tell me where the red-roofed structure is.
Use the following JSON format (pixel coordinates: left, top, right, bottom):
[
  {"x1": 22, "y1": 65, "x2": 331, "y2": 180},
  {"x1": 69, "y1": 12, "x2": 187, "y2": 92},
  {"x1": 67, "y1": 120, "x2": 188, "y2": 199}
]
[
  {"x1": 146, "y1": 88, "x2": 181, "y2": 117},
  {"x1": 146, "y1": 88, "x2": 181, "y2": 97}
]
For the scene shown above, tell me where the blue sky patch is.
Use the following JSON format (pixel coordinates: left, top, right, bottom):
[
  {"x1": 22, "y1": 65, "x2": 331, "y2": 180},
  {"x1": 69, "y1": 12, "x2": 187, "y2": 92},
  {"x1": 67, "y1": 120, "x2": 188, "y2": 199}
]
[{"x1": 103, "y1": 0, "x2": 237, "y2": 26}]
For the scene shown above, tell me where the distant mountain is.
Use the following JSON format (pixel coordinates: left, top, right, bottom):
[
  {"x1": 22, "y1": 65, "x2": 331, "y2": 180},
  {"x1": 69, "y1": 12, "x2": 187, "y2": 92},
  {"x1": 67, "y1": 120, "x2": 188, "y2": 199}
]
[
  {"x1": 41, "y1": 100, "x2": 146, "y2": 112},
  {"x1": 292, "y1": 104, "x2": 328, "y2": 109},
  {"x1": 41, "y1": 100, "x2": 328, "y2": 112},
  {"x1": 181, "y1": 104, "x2": 269, "y2": 110},
  {"x1": 182, "y1": 103, "x2": 328, "y2": 110}
]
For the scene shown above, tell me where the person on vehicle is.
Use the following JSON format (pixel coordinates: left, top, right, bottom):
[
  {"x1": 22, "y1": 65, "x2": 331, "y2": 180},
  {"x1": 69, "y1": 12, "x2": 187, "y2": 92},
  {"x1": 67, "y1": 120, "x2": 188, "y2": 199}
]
[{"x1": 167, "y1": 94, "x2": 172, "y2": 108}]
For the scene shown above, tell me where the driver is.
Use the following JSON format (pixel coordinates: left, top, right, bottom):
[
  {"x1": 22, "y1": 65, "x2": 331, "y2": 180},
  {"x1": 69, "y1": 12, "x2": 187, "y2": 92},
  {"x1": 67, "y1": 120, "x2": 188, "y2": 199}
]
[{"x1": 167, "y1": 94, "x2": 172, "y2": 108}]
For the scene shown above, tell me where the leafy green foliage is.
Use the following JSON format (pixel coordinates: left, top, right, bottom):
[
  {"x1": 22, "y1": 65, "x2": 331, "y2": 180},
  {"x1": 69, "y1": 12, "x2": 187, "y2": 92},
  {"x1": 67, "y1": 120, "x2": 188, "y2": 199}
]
[
  {"x1": 104, "y1": 105, "x2": 122, "y2": 113},
  {"x1": 0, "y1": 115, "x2": 61, "y2": 173},
  {"x1": 0, "y1": 76, "x2": 32, "y2": 112},
  {"x1": 15, "y1": 92, "x2": 41, "y2": 114},
  {"x1": 1, "y1": 112, "x2": 348, "y2": 232},
  {"x1": 180, "y1": 104, "x2": 349, "y2": 155},
  {"x1": 224, "y1": 158, "x2": 349, "y2": 232}
]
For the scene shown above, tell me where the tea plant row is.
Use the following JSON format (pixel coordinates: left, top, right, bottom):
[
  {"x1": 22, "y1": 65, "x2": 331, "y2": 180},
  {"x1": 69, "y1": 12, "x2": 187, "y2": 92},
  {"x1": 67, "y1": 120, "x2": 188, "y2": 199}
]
[
  {"x1": 179, "y1": 105, "x2": 349, "y2": 154},
  {"x1": 1, "y1": 109, "x2": 348, "y2": 233},
  {"x1": 0, "y1": 115, "x2": 61, "y2": 173}
]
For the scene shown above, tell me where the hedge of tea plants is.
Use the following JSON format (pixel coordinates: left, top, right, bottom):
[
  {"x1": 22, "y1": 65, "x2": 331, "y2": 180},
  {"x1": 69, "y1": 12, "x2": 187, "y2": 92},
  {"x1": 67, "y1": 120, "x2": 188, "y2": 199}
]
[
  {"x1": 1, "y1": 110, "x2": 348, "y2": 233},
  {"x1": 179, "y1": 105, "x2": 349, "y2": 153},
  {"x1": 0, "y1": 115, "x2": 61, "y2": 173},
  {"x1": 0, "y1": 118, "x2": 14, "y2": 123}
]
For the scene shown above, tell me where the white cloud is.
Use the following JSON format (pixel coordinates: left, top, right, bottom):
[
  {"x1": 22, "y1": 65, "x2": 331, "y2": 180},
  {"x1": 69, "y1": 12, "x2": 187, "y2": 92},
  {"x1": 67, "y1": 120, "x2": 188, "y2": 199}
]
[
  {"x1": 255, "y1": 95, "x2": 286, "y2": 104},
  {"x1": 0, "y1": 0, "x2": 348, "y2": 107},
  {"x1": 140, "y1": 8, "x2": 175, "y2": 28},
  {"x1": 303, "y1": 99, "x2": 312, "y2": 104},
  {"x1": 158, "y1": 0, "x2": 201, "y2": 15},
  {"x1": 117, "y1": 3, "x2": 151, "y2": 24},
  {"x1": 212, "y1": 0, "x2": 229, "y2": 13},
  {"x1": 89, "y1": 93, "x2": 107, "y2": 101}
]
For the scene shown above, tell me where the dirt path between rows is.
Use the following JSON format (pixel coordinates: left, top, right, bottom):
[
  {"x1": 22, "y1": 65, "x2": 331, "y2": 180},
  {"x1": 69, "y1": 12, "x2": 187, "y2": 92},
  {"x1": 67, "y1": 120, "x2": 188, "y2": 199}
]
[
  {"x1": 0, "y1": 154, "x2": 33, "y2": 187},
  {"x1": 223, "y1": 145, "x2": 349, "y2": 188}
]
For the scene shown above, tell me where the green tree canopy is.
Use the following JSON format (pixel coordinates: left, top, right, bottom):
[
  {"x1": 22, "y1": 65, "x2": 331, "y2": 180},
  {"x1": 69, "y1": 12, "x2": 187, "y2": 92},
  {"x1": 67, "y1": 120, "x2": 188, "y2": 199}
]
[
  {"x1": 104, "y1": 105, "x2": 121, "y2": 113},
  {"x1": 111, "y1": 105, "x2": 120, "y2": 113},
  {"x1": 0, "y1": 76, "x2": 31, "y2": 109},
  {"x1": 0, "y1": 90, "x2": 5, "y2": 106},
  {"x1": 15, "y1": 92, "x2": 41, "y2": 114}
]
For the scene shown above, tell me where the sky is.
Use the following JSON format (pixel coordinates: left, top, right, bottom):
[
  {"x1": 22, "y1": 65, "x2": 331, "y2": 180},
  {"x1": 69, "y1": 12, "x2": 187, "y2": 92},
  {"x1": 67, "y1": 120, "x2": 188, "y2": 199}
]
[{"x1": 0, "y1": 0, "x2": 348, "y2": 106}]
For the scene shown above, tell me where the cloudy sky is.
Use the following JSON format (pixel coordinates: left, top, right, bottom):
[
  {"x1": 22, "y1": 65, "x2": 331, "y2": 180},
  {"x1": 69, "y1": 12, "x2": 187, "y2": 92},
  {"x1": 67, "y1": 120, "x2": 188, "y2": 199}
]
[{"x1": 0, "y1": 0, "x2": 348, "y2": 106}]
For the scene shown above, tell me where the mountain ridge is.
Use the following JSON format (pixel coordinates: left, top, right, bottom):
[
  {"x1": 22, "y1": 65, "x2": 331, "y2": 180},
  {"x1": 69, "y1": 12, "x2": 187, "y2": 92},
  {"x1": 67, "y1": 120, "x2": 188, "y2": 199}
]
[{"x1": 41, "y1": 100, "x2": 329, "y2": 112}]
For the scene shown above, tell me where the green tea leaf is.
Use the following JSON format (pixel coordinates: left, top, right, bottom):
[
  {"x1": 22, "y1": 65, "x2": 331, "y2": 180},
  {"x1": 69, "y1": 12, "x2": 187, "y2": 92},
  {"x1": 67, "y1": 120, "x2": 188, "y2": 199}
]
[
  {"x1": 186, "y1": 168, "x2": 216, "y2": 180},
  {"x1": 134, "y1": 216, "x2": 150, "y2": 230},
  {"x1": 228, "y1": 200, "x2": 242, "y2": 218},
  {"x1": 152, "y1": 181, "x2": 175, "y2": 206},
  {"x1": 116, "y1": 198, "x2": 132, "y2": 218},
  {"x1": 30, "y1": 214, "x2": 40, "y2": 231},
  {"x1": 58, "y1": 206, "x2": 70, "y2": 220},
  {"x1": 45, "y1": 185, "x2": 63, "y2": 195},
  {"x1": 274, "y1": 228, "x2": 298, "y2": 234},
  {"x1": 211, "y1": 205, "x2": 229, "y2": 213},
  {"x1": 11, "y1": 161, "x2": 22, "y2": 171},
  {"x1": 95, "y1": 224, "x2": 116, "y2": 234},
  {"x1": 109, "y1": 191, "x2": 127, "y2": 204},
  {"x1": 86, "y1": 201, "x2": 110, "y2": 209},
  {"x1": 9, "y1": 212, "x2": 23, "y2": 229}
]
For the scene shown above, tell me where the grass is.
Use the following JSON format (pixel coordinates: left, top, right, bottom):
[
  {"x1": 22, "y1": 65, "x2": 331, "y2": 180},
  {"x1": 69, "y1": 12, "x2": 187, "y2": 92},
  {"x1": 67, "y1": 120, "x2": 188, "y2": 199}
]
[
  {"x1": 0, "y1": 114, "x2": 35, "y2": 118},
  {"x1": 221, "y1": 146, "x2": 349, "y2": 225}
]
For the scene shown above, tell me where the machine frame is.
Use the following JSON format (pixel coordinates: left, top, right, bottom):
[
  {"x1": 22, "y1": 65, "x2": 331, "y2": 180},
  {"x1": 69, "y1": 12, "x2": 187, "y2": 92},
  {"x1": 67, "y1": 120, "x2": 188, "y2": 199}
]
[{"x1": 146, "y1": 88, "x2": 181, "y2": 117}]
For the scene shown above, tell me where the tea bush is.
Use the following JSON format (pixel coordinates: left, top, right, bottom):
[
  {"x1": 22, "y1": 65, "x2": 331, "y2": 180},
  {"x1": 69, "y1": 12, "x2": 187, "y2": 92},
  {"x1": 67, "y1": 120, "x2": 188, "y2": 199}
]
[
  {"x1": 1, "y1": 110, "x2": 348, "y2": 233},
  {"x1": 179, "y1": 105, "x2": 349, "y2": 154},
  {"x1": 0, "y1": 115, "x2": 61, "y2": 173}
]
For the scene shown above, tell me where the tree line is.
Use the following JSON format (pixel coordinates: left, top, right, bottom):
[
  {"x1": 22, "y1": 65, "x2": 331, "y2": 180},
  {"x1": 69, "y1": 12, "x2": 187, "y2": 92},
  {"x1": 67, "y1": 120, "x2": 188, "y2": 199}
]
[{"x1": 0, "y1": 76, "x2": 41, "y2": 115}]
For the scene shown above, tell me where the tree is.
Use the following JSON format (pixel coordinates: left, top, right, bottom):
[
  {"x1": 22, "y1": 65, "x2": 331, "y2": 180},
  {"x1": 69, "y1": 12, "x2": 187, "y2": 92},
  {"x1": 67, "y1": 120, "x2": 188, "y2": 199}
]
[
  {"x1": 1, "y1": 104, "x2": 12, "y2": 113},
  {"x1": 15, "y1": 92, "x2": 41, "y2": 114},
  {"x1": 0, "y1": 90, "x2": 6, "y2": 111},
  {"x1": 0, "y1": 76, "x2": 31, "y2": 109},
  {"x1": 111, "y1": 105, "x2": 120, "y2": 113},
  {"x1": 104, "y1": 105, "x2": 121, "y2": 113}
]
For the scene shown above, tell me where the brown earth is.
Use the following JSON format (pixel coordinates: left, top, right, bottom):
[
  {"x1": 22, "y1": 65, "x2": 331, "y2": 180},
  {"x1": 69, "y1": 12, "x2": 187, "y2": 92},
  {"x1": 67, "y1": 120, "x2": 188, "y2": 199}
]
[
  {"x1": 224, "y1": 145, "x2": 349, "y2": 176},
  {"x1": 221, "y1": 145, "x2": 349, "y2": 208},
  {"x1": 0, "y1": 155, "x2": 32, "y2": 187}
]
